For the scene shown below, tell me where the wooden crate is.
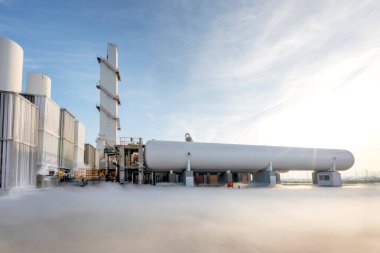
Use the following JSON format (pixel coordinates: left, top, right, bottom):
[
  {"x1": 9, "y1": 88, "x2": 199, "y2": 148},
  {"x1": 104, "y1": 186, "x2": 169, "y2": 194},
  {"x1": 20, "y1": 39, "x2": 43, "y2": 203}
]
[{"x1": 210, "y1": 175, "x2": 218, "y2": 185}]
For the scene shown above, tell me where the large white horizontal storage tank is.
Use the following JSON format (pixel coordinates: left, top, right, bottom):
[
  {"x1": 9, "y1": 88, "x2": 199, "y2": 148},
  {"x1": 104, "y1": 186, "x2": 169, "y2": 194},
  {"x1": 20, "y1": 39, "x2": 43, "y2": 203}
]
[
  {"x1": 26, "y1": 72, "x2": 52, "y2": 98},
  {"x1": 0, "y1": 37, "x2": 23, "y2": 93},
  {"x1": 145, "y1": 140, "x2": 355, "y2": 172},
  {"x1": 0, "y1": 92, "x2": 38, "y2": 191}
]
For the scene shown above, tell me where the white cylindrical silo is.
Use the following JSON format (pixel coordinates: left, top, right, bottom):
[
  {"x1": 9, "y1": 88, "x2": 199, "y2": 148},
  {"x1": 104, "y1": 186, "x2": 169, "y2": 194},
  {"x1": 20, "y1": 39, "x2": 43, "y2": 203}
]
[
  {"x1": 0, "y1": 36, "x2": 23, "y2": 93},
  {"x1": 144, "y1": 140, "x2": 355, "y2": 172},
  {"x1": 26, "y1": 72, "x2": 52, "y2": 98}
]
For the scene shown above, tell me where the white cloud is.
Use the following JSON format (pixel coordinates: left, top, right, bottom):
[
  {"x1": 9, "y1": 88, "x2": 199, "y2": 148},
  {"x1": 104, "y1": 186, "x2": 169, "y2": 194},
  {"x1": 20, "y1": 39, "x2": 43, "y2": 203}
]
[
  {"x1": 157, "y1": 0, "x2": 380, "y2": 171},
  {"x1": 0, "y1": 0, "x2": 12, "y2": 4}
]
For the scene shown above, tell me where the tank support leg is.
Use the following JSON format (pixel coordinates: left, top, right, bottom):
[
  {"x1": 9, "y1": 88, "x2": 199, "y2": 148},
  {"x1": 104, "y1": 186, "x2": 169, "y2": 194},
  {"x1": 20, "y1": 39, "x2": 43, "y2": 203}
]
[
  {"x1": 184, "y1": 170, "x2": 194, "y2": 187},
  {"x1": 312, "y1": 171, "x2": 318, "y2": 185},
  {"x1": 138, "y1": 169, "x2": 143, "y2": 184},
  {"x1": 225, "y1": 170, "x2": 233, "y2": 185},
  {"x1": 119, "y1": 148, "x2": 125, "y2": 184},
  {"x1": 184, "y1": 157, "x2": 194, "y2": 187},
  {"x1": 255, "y1": 162, "x2": 276, "y2": 186},
  {"x1": 169, "y1": 170, "x2": 176, "y2": 183}
]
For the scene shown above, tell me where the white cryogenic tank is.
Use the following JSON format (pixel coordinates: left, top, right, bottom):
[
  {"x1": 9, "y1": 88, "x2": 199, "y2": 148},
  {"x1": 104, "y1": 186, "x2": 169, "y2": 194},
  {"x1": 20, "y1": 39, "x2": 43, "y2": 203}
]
[
  {"x1": 144, "y1": 140, "x2": 355, "y2": 172},
  {"x1": 0, "y1": 36, "x2": 23, "y2": 92},
  {"x1": 26, "y1": 72, "x2": 52, "y2": 98}
]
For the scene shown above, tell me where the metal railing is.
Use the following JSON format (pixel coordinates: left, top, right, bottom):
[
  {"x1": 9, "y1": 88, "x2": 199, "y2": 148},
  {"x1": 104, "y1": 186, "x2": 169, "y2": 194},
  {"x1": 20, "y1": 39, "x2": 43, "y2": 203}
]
[{"x1": 120, "y1": 137, "x2": 143, "y2": 145}]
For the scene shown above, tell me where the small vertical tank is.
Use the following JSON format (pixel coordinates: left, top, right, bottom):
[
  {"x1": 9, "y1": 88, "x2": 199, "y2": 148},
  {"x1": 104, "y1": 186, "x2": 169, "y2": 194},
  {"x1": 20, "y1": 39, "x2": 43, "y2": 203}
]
[
  {"x1": 26, "y1": 72, "x2": 52, "y2": 98},
  {"x1": 0, "y1": 36, "x2": 23, "y2": 92}
]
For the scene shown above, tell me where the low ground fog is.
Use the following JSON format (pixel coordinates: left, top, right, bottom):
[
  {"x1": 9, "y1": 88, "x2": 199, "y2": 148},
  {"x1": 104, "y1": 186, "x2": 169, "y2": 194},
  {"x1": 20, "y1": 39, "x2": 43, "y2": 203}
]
[{"x1": 0, "y1": 184, "x2": 379, "y2": 253}]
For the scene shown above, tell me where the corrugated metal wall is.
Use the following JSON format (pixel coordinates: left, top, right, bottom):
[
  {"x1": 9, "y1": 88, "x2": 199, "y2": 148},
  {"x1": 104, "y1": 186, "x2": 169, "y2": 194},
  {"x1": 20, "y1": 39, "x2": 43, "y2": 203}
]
[
  {"x1": 74, "y1": 120, "x2": 85, "y2": 169},
  {"x1": 39, "y1": 131, "x2": 59, "y2": 171},
  {"x1": 23, "y1": 94, "x2": 60, "y2": 175},
  {"x1": 84, "y1": 143, "x2": 96, "y2": 169},
  {"x1": 95, "y1": 149, "x2": 99, "y2": 169},
  {"x1": 58, "y1": 109, "x2": 75, "y2": 170},
  {"x1": 0, "y1": 92, "x2": 38, "y2": 190},
  {"x1": 74, "y1": 146, "x2": 85, "y2": 169},
  {"x1": 59, "y1": 109, "x2": 75, "y2": 143}
]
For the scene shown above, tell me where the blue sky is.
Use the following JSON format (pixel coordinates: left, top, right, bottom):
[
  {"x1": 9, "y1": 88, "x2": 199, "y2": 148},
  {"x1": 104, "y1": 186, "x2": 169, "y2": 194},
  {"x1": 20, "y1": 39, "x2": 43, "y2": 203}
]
[{"x1": 1, "y1": 0, "x2": 380, "y2": 175}]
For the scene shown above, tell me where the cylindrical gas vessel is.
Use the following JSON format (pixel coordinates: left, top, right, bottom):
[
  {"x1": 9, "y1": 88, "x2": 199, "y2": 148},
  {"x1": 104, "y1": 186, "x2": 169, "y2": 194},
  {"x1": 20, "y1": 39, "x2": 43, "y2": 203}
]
[
  {"x1": 0, "y1": 36, "x2": 23, "y2": 93},
  {"x1": 144, "y1": 140, "x2": 355, "y2": 172},
  {"x1": 26, "y1": 72, "x2": 52, "y2": 98}
]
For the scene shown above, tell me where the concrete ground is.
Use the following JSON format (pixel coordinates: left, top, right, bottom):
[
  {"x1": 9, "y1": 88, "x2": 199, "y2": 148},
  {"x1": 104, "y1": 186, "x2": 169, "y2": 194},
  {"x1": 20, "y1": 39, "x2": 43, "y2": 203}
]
[{"x1": 0, "y1": 183, "x2": 379, "y2": 253}]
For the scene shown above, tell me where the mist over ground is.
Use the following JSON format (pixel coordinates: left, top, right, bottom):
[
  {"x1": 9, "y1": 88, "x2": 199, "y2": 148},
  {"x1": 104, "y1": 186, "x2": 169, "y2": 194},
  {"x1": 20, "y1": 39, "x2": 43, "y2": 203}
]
[{"x1": 0, "y1": 184, "x2": 379, "y2": 253}]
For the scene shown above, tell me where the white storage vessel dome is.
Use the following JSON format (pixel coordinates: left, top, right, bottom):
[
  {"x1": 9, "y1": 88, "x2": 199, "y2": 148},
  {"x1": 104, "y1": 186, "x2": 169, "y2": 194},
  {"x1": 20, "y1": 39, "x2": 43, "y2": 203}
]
[
  {"x1": 0, "y1": 36, "x2": 23, "y2": 92},
  {"x1": 26, "y1": 72, "x2": 52, "y2": 98}
]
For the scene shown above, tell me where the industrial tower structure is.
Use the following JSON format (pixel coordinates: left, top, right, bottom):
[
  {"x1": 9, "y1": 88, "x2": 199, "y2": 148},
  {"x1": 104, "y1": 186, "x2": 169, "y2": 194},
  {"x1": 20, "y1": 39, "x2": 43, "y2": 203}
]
[
  {"x1": 91, "y1": 42, "x2": 353, "y2": 187},
  {"x1": 96, "y1": 43, "x2": 121, "y2": 154}
]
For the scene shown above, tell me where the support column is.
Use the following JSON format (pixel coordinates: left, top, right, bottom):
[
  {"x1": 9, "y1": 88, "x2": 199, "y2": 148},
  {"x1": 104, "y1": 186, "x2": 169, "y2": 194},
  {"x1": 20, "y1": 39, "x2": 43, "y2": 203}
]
[
  {"x1": 275, "y1": 172, "x2": 281, "y2": 184},
  {"x1": 169, "y1": 170, "x2": 176, "y2": 183},
  {"x1": 149, "y1": 172, "x2": 156, "y2": 185},
  {"x1": 312, "y1": 171, "x2": 318, "y2": 185},
  {"x1": 138, "y1": 169, "x2": 143, "y2": 184},
  {"x1": 184, "y1": 170, "x2": 194, "y2": 187},
  {"x1": 226, "y1": 170, "x2": 233, "y2": 184},
  {"x1": 119, "y1": 147, "x2": 125, "y2": 184},
  {"x1": 184, "y1": 157, "x2": 194, "y2": 187},
  {"x1": 138, "y1": 146, "x2": 144, "y2": 185},
  {"x1": 105, "y1": 154, "x2": 109, "y2": 180},
  {"x1": 255, "y1": 162, "x2": 276, "y2": 186}
]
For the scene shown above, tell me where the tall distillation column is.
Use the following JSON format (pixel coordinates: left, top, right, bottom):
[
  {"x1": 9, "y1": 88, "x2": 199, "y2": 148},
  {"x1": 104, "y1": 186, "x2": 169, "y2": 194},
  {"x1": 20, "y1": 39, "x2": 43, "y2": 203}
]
[{"x1": 96, "y1": 43, "x2": 121, "y2": 157}]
